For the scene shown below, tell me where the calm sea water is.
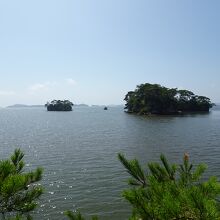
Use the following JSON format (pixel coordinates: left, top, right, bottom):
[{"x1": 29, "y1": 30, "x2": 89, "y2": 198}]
[{"x1": 0, "y1": 107, "x2": 220, "y2": 219}]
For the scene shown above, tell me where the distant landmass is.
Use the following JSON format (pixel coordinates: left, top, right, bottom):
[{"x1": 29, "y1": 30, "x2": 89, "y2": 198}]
[
  {"x1": 74, "y1": 104, "x2": 89, "y2": 107},
  {"x1": 6, "y1": 103, "x2": 123, "y2": 108},
  {"x1": 213, "y1": 104, "x2": 220, "y2": 110},
  {"x1": 7, "y1": 104, "x2": 44, "y2": 108},
  {"x1": 91, "y1": 104, "x2": 123, "y2": 107},
  {"x1": 7, "y1": 103, "x2": 90, "y2": 108}
]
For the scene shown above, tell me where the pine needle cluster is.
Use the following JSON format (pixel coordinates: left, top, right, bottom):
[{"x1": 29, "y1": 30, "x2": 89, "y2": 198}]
[
  {"x1": 0, "y1": 149, "x2": 43, "y2": 220},
  {"x1": 118, "y1": 153, "x2": 220, "y2": 220}
]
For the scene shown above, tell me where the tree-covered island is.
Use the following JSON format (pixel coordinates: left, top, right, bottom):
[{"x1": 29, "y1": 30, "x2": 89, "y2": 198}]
[
  {"x1": 45, "y1": 100, "x2": 73, "y2": 111},
  {"x1": 124, "y1": 83, "x2": 213, "y2": 115}
]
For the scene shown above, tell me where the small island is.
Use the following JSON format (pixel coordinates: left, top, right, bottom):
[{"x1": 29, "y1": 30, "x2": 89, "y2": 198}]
[
  {"x1": 45, "y1": 100, "x2": 74, "y2": 111},
  {"x1": 124, "y1": 83, "x2": 213, "y2": 115}
]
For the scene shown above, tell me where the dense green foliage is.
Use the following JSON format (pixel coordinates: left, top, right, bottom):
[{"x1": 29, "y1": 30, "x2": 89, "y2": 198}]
[
  {"x1": 0, "y1": 149, "x2": 43, "y2": 220},
  {"x1": 45, "y1": 100, "x2": 73, "y2": 111},
  {"x1": 118, "y1": 153, "x2": 220, "y2": 220},
  {"x1": 124, "y1": 83, "x2": 213, "y2": 114}
]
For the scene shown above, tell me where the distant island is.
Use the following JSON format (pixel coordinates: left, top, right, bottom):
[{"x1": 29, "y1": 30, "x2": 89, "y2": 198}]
[
  {"x1": 45, "y1": 100, "x2": 73, "y2": 111},
  {"x1": 124, "y1": 83, "x2": 213, "y2": 115}
]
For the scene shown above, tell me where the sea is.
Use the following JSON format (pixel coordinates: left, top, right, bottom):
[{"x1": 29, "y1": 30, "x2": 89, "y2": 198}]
[{"x1": 0, "y1": 106, "x2": 220, "y2": 219}]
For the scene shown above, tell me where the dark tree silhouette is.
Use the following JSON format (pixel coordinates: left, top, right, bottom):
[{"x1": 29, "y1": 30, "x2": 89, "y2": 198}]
[
  {"x1": 45, "y1": 100, "x2": 74, "y2": 111},
  {"x1": 124, "y1": 83, "x2": 213, "y2": 115}
]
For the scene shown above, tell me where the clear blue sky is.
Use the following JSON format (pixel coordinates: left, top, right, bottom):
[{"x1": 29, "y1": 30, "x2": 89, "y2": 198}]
[{"x1": 0, "y1": 0, "x2": 219, "y2": 106}]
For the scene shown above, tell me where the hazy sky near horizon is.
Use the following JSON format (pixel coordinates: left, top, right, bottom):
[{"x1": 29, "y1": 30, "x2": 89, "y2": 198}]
[{"x1": 0, "y1": 0, "x2": 219, "y2": 106}]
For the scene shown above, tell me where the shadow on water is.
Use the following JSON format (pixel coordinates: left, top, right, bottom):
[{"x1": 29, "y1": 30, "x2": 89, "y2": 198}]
[{"x1": 124, "y1": 111, "x2": 211, "y2": 123}]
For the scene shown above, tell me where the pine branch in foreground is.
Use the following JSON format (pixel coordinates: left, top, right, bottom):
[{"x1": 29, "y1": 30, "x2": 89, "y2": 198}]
[
  {"x1": 0, "y1": 149, "x2": 43, "y2": 220},
  {"x1": 119, "y1": 153, "x2": 220, "y2": 220}
]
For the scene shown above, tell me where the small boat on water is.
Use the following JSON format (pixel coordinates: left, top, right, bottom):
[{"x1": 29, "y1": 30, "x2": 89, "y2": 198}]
[{"x1": 104, "y1": 106, "x2": 108, "y2": 110}]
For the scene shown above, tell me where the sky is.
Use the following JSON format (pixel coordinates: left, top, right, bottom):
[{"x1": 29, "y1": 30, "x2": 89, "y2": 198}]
[{"x1": 0, "y1": 0, "x2": 219, "y2": 106}]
